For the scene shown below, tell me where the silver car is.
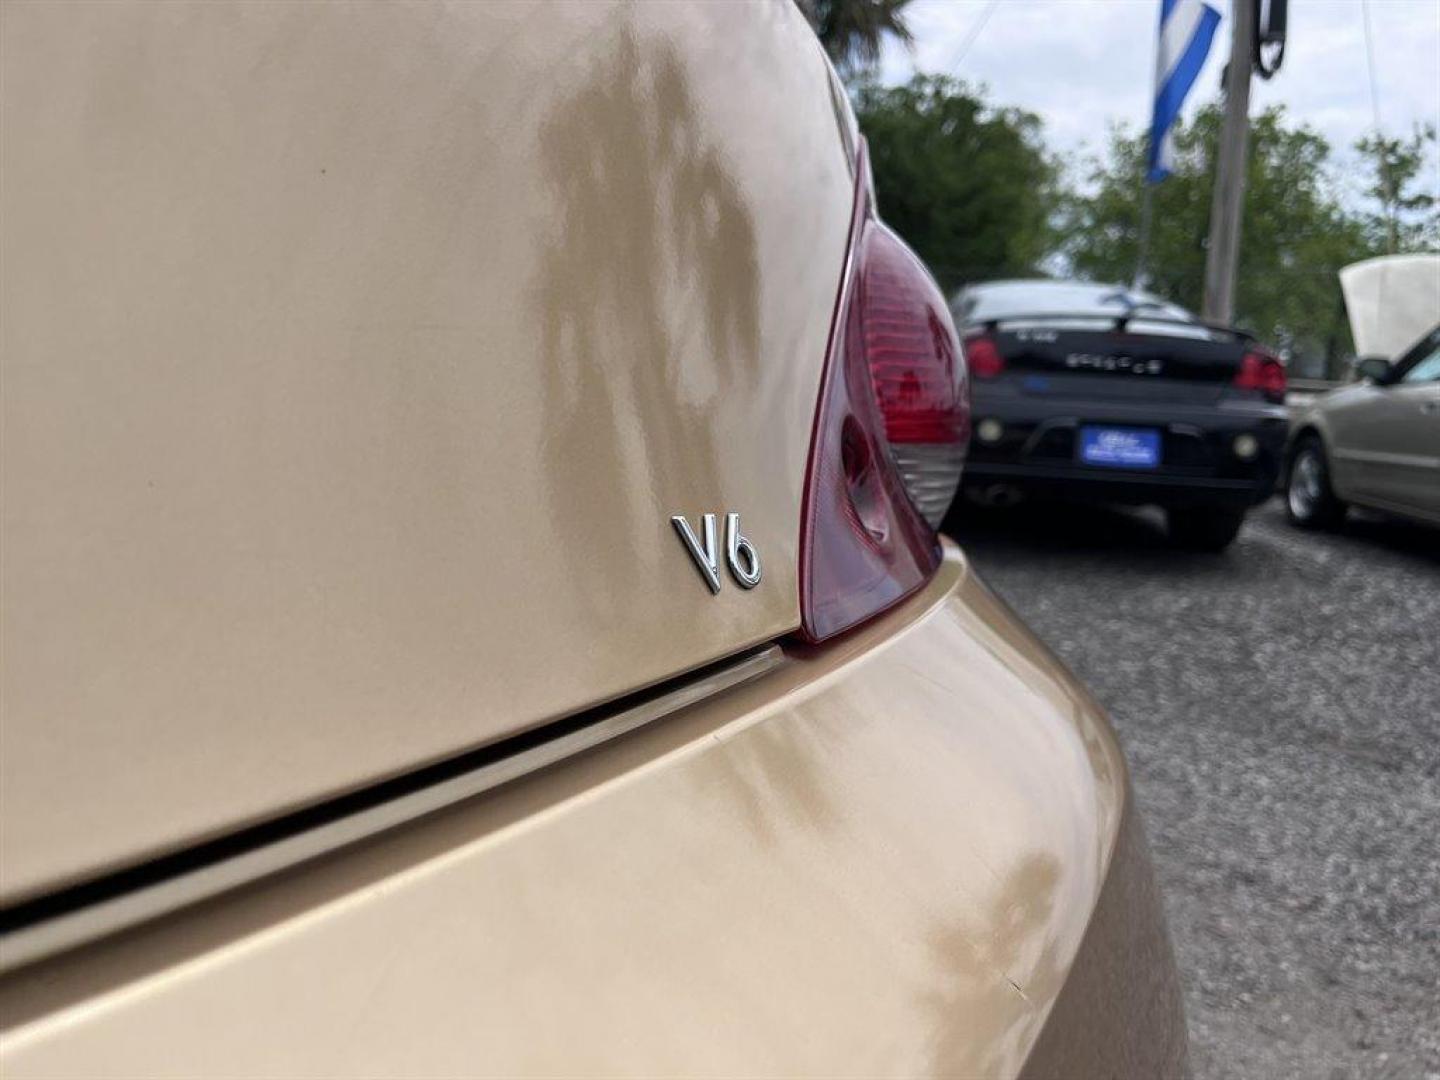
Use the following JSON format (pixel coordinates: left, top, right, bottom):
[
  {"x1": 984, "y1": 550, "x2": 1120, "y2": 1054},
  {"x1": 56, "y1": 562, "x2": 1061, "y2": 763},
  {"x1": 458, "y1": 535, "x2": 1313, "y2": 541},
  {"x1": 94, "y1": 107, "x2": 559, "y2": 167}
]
[{"x1": 1286, "y1": 324, "x2": 1440, "y2": 529}]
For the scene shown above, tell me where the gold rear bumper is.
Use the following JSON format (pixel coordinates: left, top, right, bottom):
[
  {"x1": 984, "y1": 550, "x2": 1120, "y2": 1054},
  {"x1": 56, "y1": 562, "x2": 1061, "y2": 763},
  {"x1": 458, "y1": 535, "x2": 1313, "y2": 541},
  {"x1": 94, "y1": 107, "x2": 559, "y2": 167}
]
[{"x1": 1, "y1": 543, "x2": 1185, "y2": 1076}]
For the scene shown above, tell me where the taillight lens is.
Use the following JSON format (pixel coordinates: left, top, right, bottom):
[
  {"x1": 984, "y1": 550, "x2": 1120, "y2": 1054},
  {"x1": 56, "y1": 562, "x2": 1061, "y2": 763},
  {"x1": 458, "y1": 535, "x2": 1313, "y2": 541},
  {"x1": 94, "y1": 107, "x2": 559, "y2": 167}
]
[
  {"x1": 1235, "y1": 350, "x2": 1286, "y2": 402},
  {"x1": 965, "y1": 334, "x2": 1006, "y2": 379},
  {"x1": 797, "y1": 143, "x2": 968, "y2": 643},
  {"x1": 862, "y1": 223, "x2": 971, "y2": 528}
]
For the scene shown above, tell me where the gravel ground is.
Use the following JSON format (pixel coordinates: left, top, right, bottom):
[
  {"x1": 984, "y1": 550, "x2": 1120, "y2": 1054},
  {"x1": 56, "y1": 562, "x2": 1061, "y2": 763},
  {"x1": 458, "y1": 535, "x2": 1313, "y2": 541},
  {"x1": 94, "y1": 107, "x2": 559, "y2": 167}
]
[{"x1": 950, "y1": 498, "x2": 1440, "y2": 1080}]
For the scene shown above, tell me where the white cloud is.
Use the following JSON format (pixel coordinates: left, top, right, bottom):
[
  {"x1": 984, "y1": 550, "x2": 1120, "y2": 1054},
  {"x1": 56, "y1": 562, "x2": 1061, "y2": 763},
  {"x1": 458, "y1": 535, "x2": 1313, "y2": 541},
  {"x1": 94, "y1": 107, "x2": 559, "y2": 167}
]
[{"x1": 877, "y1": 0, "x2": 1440, "y2": 192}]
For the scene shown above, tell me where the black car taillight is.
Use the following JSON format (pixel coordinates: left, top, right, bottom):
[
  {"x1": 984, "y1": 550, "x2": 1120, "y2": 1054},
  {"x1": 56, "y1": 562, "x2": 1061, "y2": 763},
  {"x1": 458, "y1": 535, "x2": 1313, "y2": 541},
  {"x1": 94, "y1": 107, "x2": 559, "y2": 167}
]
[
  {"x1": 1234, "y1": 350, "x2": 1287, "y2": 403},
  {"x1": 797, "y1": 142, "x2": 969, "y2": 643},
  {"x1": 964, "y1": 334, "x2": 1006, "y2": 379}
]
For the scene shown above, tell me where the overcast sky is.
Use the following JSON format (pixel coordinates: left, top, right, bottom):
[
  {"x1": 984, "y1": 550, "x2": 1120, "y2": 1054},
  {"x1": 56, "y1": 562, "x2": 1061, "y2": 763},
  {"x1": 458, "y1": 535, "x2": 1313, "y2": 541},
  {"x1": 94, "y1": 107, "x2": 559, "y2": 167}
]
[{"x1": 875, "y1": 0, "x2": 1440, "y2": 201}]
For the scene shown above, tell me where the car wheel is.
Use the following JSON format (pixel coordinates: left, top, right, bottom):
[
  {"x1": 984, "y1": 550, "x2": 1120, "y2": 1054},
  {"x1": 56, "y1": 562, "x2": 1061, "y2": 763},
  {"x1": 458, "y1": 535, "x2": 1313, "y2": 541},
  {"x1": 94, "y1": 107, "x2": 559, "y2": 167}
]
[
  {"x1": 1166, "y1": 506, "x2": 1246, "y2": 552},
  {"x1": 1285, "y1": 435, "x2": 1346, "y2": 529}
]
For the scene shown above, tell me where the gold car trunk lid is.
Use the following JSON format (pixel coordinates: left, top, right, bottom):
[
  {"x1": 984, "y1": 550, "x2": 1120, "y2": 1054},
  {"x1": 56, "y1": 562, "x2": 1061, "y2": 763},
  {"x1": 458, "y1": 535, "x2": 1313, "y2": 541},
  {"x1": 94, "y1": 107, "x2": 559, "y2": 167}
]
[{"x1": 0, "y1": 2, "x2": 852, "y2": 905}]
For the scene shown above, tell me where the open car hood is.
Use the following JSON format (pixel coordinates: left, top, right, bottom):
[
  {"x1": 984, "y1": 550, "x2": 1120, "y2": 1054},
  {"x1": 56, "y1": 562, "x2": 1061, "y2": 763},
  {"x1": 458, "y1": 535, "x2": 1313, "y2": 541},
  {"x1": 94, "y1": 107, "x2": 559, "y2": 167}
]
[{"x1": 1339, "y1": 254, "x2": 1440, "y2": 360}]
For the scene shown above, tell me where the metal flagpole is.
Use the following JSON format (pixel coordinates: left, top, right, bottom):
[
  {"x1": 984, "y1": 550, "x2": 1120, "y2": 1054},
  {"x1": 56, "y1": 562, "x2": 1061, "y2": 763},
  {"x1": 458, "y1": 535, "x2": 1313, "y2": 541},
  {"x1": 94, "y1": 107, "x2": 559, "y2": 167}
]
[
  {"x1": 1134, "y1": 174, "x2": 1155, "y2": 290},
  {"x1": 1143, "y1": 0, "x2": 1222, "y2": 292}
]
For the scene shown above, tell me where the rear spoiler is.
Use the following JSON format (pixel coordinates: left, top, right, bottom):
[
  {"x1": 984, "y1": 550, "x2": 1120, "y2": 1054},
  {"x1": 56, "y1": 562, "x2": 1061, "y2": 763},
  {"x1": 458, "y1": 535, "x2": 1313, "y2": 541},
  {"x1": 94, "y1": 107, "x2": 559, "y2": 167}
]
[{"x1": 966, "y1": 311, "x2": 1255, "y2": 342}]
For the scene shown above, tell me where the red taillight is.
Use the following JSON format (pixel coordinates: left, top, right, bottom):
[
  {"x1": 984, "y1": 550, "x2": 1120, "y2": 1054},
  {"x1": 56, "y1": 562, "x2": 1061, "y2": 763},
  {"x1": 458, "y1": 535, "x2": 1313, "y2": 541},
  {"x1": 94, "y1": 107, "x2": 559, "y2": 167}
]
[
  {"x1": 965, "y1": 334, "x2": 1006, "y2": 379},
  {"x1": 861, "y1": 223, "x2": 972, "y2": 528},
  {"x1": 863, "y1": 229, "x2": 970, "y2": 445},
  {"x1": 797, "y1": 143, "x2": 968, "y2": 643},
  {"x1": 1235, "y1": 350, "x2": 1286, "y2": 402}
]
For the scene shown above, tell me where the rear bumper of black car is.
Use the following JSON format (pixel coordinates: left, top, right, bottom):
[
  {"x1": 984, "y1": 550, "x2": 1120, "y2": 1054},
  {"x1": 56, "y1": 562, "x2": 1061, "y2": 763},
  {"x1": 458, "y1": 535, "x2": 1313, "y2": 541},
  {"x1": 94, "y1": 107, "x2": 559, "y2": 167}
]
[{"x1": 963, "y1": 395, "x2": 1289, "y2": 509}]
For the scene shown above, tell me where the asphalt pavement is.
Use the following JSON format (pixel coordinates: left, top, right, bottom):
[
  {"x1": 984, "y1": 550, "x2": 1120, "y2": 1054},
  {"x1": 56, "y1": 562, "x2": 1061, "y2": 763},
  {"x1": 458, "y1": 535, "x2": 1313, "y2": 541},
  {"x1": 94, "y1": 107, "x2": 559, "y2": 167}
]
[{"x1": 950, "y1": 498, "x2": 1439, "y2": 1080}]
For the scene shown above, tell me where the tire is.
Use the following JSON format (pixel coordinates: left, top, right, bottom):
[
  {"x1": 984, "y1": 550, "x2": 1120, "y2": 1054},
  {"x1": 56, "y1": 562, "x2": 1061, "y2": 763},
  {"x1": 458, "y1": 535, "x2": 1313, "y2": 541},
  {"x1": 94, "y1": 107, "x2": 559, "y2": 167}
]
[
  {"x1": 1166, "y1": 506, "x2": 1246, "y2": 552},
  {"x1": 1285, "y1": 434, "x2": 1346, "y2": 529}
]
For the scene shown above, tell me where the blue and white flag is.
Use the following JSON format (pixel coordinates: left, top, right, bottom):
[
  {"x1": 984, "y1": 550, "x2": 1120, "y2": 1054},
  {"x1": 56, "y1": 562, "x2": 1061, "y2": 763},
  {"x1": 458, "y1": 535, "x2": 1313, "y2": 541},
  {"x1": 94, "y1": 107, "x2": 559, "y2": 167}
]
[{"x1": 1148, "y1": 0, "x2": 1222, "y2": 182}]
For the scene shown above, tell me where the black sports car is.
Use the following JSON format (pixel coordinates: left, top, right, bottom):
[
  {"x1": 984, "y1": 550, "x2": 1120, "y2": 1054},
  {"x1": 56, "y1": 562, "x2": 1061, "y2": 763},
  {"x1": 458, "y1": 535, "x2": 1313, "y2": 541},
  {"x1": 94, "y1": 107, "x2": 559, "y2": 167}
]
[{"x1": 947, "y1": 280, "x2": 1290, "y2": 550}]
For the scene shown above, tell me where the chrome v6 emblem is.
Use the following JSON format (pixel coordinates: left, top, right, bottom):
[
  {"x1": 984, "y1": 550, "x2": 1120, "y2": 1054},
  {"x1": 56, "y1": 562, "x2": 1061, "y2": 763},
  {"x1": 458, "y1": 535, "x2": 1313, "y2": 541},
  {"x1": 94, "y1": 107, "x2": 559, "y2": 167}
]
[{"x1": 671, "y1": 513, "x2": 762, "y2": 594}]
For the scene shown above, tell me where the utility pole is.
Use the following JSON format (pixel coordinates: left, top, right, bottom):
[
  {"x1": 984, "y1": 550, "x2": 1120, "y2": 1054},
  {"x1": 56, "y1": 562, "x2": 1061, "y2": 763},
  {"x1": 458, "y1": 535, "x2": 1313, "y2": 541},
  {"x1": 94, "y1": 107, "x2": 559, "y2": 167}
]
[{"x1": 1201, "y1": 0, "x2": 1255, "y2": 323}]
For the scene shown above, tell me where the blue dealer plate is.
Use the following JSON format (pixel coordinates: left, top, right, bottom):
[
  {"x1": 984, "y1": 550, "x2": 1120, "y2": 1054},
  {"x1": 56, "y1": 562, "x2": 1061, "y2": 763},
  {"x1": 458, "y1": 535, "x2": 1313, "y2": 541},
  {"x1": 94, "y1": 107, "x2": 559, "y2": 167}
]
[{"x1": 1078, "y1": 426, "x2": 1161, "y2": 469}]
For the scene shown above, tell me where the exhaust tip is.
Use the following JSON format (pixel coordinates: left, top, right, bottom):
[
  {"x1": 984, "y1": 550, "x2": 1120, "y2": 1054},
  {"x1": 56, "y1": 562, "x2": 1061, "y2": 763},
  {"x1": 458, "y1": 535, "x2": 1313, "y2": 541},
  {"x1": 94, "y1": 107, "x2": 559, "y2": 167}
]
[{"x1": 967, "y1": 483, "x2": 1025, "y2": 509}]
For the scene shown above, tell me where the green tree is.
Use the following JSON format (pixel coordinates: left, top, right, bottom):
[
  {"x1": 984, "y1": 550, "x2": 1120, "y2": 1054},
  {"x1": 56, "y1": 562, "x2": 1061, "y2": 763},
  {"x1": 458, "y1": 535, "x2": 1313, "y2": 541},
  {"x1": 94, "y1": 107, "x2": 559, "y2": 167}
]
[
  {"x1": 855, "y1": 76, "x2": 1059, "y2": 294},
  {"x1": 1065, "y1": 105, "x2": 1378, "y2": 377},
  {"x1": 1354, "y1": 123, "x2": 1439, "y2": 253},
  {"x1": 798, "y1": 0, "x2": 915, "y2": 77}
]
